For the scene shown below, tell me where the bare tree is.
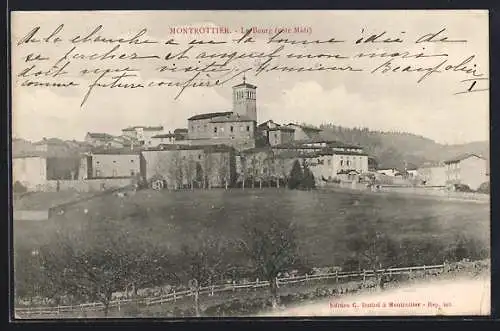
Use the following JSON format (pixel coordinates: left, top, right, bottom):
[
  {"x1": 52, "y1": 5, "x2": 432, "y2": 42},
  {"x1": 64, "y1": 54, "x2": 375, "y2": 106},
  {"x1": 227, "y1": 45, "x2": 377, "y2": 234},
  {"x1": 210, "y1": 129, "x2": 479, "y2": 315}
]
[
  {"x1": 203, "y1": 150, "x2": 213, "y2": 189},
  {"x1": 239, "y1": 216, "x2": 303, "y2": 309},
  {"x1": 184, "y1": 154, "x2": 196, "y2": 190},
  {"x1": 177, "y1": 234, "x2": 234, "y2": 316},
  {"x1": 38, "y1": 219, "x2": 177, "y2": 317},
  {"x1": 167, "y1": 151, "x2": 183, "y2": 189},
  {"x1": 344, "y1": 216, "x2": 398, "y2": 290}
]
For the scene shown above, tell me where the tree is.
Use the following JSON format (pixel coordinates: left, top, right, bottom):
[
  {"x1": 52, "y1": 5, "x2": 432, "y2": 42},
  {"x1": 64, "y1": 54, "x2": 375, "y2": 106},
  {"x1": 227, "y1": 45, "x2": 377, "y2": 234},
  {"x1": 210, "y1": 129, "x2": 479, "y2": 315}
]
[
  {"x1": 300, "y1": 162, "x2": 316, "y2": 190},
  {"x1": 239, "y1": 215, "x2": 303, "y2": 309},
  {"x1": 184, "y1": 154, "x2": 196, "y2": 189},
  {"x1": 195, "y1": 162, "x2": 204, "y2": 188},
  {"x1": 38, "y1": 219, "x2": 177, "y2": 317},
  {"x1": 288, "y1": 159, "x2": 303, "y2": 190},
  {"x1": 344, "y1": 216, "x2": 398, "y2": 290},
  {"x1": 177, "y1": 234, "x2": 235, "y2": 316}
]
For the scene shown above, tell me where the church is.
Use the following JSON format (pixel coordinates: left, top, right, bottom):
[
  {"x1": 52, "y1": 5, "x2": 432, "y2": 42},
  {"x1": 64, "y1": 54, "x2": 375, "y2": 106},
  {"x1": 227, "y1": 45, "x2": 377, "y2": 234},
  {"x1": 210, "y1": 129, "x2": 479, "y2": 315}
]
[{"x1": 179, "y1": 77, "x2": 258, "y2": 151}]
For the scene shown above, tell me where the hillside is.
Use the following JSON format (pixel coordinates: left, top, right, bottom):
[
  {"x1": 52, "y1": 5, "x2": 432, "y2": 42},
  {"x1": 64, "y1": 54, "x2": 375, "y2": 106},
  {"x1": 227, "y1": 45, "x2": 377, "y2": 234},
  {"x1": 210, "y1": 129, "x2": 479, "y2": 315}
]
[{"x1": 319, "y1": 124, "x2": 489, "y2": 169}]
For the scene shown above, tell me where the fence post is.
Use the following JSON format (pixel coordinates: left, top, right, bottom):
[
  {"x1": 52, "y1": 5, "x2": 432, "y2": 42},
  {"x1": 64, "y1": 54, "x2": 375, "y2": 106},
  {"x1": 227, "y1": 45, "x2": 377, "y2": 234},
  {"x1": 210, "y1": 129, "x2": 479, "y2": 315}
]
[
  {"x1": 255, "y1": 278, "x2": 259, "y2": 291},
  {"x1": 276, "y1": 277, "x2": 280, "y2": 289},
  {"x1": 211, "y1": 285, "x2": 214, "y2": 296},
  {"x1": 363, "y1": 270, "x2": 366, "y2": 283},
  {"x1": 335, "y1": 270, "x2": 339, "y2": 283},
  {"x1": 232, "y1": 280, "x2": 236, "y2": 292},
  {"x1": 305, "y1": 273, "x2": 308, "y2": 282},
  {"x1": 423, "y1": 265, "x2": 426, "y2": 272},
  {"x1": 173, "y1": 290, "x2": 176, "y2": 302}
]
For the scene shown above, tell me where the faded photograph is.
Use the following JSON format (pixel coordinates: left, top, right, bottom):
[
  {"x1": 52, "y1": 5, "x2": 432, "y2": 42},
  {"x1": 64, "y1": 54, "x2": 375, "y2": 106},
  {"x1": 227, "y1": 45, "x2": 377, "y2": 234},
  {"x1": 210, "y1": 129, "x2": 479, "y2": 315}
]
[{"x1": 10, "y1": 10, "x2": 490, "y2": 318}]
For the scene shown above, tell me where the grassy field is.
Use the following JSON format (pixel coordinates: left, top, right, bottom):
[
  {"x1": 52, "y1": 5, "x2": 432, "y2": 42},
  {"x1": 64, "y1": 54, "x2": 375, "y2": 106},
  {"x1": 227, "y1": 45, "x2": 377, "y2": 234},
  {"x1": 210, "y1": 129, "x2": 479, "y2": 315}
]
[{"x1": 14, "y1": 188, "x2": 490, "y2": 268}]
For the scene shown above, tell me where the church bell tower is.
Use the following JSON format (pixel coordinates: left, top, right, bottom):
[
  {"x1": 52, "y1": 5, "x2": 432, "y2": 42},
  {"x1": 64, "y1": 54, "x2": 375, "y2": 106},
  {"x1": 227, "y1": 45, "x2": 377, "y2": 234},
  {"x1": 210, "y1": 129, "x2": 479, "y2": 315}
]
[{"x1": 232, "y1": 77, "x2": 257, "y2": 122}]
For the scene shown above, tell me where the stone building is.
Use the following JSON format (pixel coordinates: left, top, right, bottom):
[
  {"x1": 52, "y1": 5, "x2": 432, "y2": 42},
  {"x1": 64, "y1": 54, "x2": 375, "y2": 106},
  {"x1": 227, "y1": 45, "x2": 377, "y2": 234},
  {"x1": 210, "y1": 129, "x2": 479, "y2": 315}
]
[
  {"x1": 444, "y1": 153, "x2": 488, "y2": 190},
  {"x1": 141, "y1": 144, "x2": 236, "y2": 189},
  {"x1": 182, "y1": 79, "x2": 258, "y2": 151}
]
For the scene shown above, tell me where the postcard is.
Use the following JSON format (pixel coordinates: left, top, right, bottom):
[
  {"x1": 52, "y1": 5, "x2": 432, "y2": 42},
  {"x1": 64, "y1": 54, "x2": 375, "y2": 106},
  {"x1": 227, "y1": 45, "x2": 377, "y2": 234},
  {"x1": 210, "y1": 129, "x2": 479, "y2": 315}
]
[{"x1": 10, "y1": 10, "x2": 490, "y2": 319}]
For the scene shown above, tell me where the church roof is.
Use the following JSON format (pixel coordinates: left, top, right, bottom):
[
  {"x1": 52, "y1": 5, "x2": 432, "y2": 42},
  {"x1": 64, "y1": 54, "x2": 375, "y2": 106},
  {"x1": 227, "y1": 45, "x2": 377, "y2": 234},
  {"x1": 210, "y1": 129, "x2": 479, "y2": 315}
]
[
  {"x1": 188, "y1": 111, "x2": 233, "y2": 121},
  {"x1": 233, "y1": 82, "x2": 257, "y2": 89},
  {"x1": 210, "y1": 113, "x2": 254, "y2": 123}
]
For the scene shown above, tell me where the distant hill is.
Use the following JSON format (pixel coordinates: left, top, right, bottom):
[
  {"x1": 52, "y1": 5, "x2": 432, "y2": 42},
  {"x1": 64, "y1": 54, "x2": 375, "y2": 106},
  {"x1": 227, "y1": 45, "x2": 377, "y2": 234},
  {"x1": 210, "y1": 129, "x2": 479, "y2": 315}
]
[{"x1": 319, "y1": 124, "x2": 489, "y2": 169}]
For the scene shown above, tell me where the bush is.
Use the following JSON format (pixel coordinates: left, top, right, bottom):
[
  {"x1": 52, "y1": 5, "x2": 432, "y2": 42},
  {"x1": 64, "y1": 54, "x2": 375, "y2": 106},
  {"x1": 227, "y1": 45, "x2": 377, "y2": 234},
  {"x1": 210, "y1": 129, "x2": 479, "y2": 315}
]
[
  {"x1": 288, "y1": 160, "x2": 303, "y2": 190},
  {"x1": 477, "y1": 182, "x2": 489, "y2": 194},
  {"x1": 13, "y1": 181, "x2": 27, "y2": 193}
]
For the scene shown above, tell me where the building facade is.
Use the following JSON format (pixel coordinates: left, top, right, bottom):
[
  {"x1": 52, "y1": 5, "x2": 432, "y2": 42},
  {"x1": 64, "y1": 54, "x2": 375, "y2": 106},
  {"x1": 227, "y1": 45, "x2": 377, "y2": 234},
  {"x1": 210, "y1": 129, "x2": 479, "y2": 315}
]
[
  {"x1": 142, "y1": 145, "x2": 235, "y2": 189},
  {"x1": 444, "y1": 154, "x2": 488, "y2": 190},
  {"x1": 13, "y1": 155, "x2": 47, "y2": 191},
  {"x1": 122, "y1": 126, "x2": 165, "y2": 147},
  {"x1": 85, "y1": 133, "x2": 117, "y2": 147},
  {"x1": 285, "y1": 123, "x2": 322, "y2": 141},
  {"x1": 268, "y1": 127, "x2": 295, "y2": 146},
  {"x1": 417, "y1": 164, "x2": 447, "y2": 186},
  {"x1": 151, "y1": 133, "x2": 176, "y2": 146},
  {"x1": 88, "y1": 150, "x2": 141, "y2": 178}
]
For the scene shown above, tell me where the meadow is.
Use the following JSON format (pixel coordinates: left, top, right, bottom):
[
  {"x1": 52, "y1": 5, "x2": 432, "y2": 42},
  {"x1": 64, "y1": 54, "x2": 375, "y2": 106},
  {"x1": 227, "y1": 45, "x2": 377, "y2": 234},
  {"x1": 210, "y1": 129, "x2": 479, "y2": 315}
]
[{"x1": 14, "y1": 188, "x2": 490, "y2": 268}]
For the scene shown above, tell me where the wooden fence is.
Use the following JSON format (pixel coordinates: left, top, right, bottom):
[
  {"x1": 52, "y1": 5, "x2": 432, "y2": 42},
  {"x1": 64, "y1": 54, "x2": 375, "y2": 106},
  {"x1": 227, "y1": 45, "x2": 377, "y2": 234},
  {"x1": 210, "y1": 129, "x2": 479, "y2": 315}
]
[{"x1": 14, "y1": 263, "x2": 445, "y2": 317}]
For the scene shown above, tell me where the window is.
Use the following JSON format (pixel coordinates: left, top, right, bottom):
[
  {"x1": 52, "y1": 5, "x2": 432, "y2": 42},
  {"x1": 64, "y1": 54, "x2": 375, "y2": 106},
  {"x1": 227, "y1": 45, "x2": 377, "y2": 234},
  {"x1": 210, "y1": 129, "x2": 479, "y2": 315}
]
[
  {"x1": 113, "y1": 160, "x2": 116, "y2": 163},
  {"x1": 230, "y1": 126, "x2": 234, "y2": 132},
  {"x1": 198, "y1": 154, "x2": 202, "y2": 160},
  {"x1": 214, "y1": 127, "x2": 217, "y2": 133},
  {"x1": 131, "y1": 170, "x2": 135, "y2": 176},
  {"x1": 240, "y1": 126, "x2": 244, "y2": 132},
  {"x1": 112, "y1": 169, "x2": 117, "y2": 177},
  {"x1": 246, "y1": 126, "x2": 250, "y2": 132},
  {"x1": 340, "y1": 160, "x2": 344, "y2": 166},
  {"x1": 130, "y1": 159, "x2": 134, "y2": 163},
  {"x1": 327, "y1": 159, "x2": 331, "y2": 166},
  {"x1": 95, "y1": 169, "x2": 101, "y2": 177}
]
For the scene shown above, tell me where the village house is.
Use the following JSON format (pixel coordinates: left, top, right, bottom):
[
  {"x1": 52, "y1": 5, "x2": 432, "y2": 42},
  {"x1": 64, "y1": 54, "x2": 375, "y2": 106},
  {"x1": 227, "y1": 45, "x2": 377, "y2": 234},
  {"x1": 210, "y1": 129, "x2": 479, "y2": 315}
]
[
  {"x1": 285, "y1": 123, "x2": 323, "y2": 141},
  {"x1": 173, "y1": 128, "x2": 189, "y2": 141},
  {"x1": 121, "y1": 125, "x2": 165, "y2": 147},
  {"x1": 377, "y1": 168, "x2": 399, "y2": 177},
  {"x1": 82, "y1": 148, "x2": 142, "y2": 179},
  {"x1": 85, "y1": 132, "x2": 118, "y2": 148},
  {"x1": 151, "y1": 132, "x2": 176, "y2": 146},
  {"x1": 417, "y1": 163, "x2": 447, "y2": 186},
  {"x1": 12, "y1": 154, "x2": 47, "y2": 191},
  {"x1": 444, "y1": 153, "x2": 488, "y2": 190},
  {"x1": 141, "y1": 144, "x2": 235, "y2": 189}
]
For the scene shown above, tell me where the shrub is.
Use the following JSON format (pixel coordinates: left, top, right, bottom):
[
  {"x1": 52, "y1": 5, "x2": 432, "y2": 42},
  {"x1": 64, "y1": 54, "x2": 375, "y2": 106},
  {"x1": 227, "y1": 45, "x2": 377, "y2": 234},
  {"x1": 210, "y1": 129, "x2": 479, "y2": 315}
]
[
  {"x1": 13, "y1": 181, "x2": 27, "y2": 193},
  {"x1": 477, "y1": 182, "x2": 489, "y2": 194},
  {"x1": 288, "y1": 160, "x2": 303, "y2": 190}
]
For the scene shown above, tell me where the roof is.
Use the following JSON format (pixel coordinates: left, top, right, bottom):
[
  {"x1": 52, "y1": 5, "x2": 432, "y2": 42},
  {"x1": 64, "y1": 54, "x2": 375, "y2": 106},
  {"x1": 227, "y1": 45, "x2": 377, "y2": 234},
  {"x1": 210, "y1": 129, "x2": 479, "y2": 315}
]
[
  {"x1": 210, "y1": 113, "x2": 254, "y2": 123},
  {"x1": 152, "y1": 133, "x2": 176, "y2": 138},
  {"x1": 287, "y1": 123, "x2": 322, "y2": 132},
  {"x1": 122, "y1": 126, "x2": 164, "y2": 131},
  {"x1": 268, "y1": 126, "x2": 295, "y2": 132},
  {"x1": 12, "y1": 152, "x2": 46, "y2": 159},
  {"x1": 144, "y1": 144, "x2": 234, "y2": 153},
  {"x1": 90, "y1": 148, "x2": 141, "y2": 155},
  {"x1": 258, "y1": 120, "x2": 279, "y2": 128},
  {"x1": 86, "y1": 132, "x2": 114, "y2": 139},
  {"x1": 233, "y1": 82, "x2": 257, "y2": 89},
  {"x1": 174, "y1": 128, "x2": 188, "y2": 133},
  {"x1": 444, "y1": 153, "x2": 485, "y2": 164},
  {"x1": 188, "y1": 112, "x2": 233, "y2": 121}
]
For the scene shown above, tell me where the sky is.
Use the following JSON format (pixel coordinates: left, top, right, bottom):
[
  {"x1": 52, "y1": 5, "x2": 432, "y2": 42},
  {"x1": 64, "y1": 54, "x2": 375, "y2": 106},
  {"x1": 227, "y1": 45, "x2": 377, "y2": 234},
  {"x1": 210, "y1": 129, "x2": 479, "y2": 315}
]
[{"x1": 10, "y1": 10, "x2": 489, "y2": 144}]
